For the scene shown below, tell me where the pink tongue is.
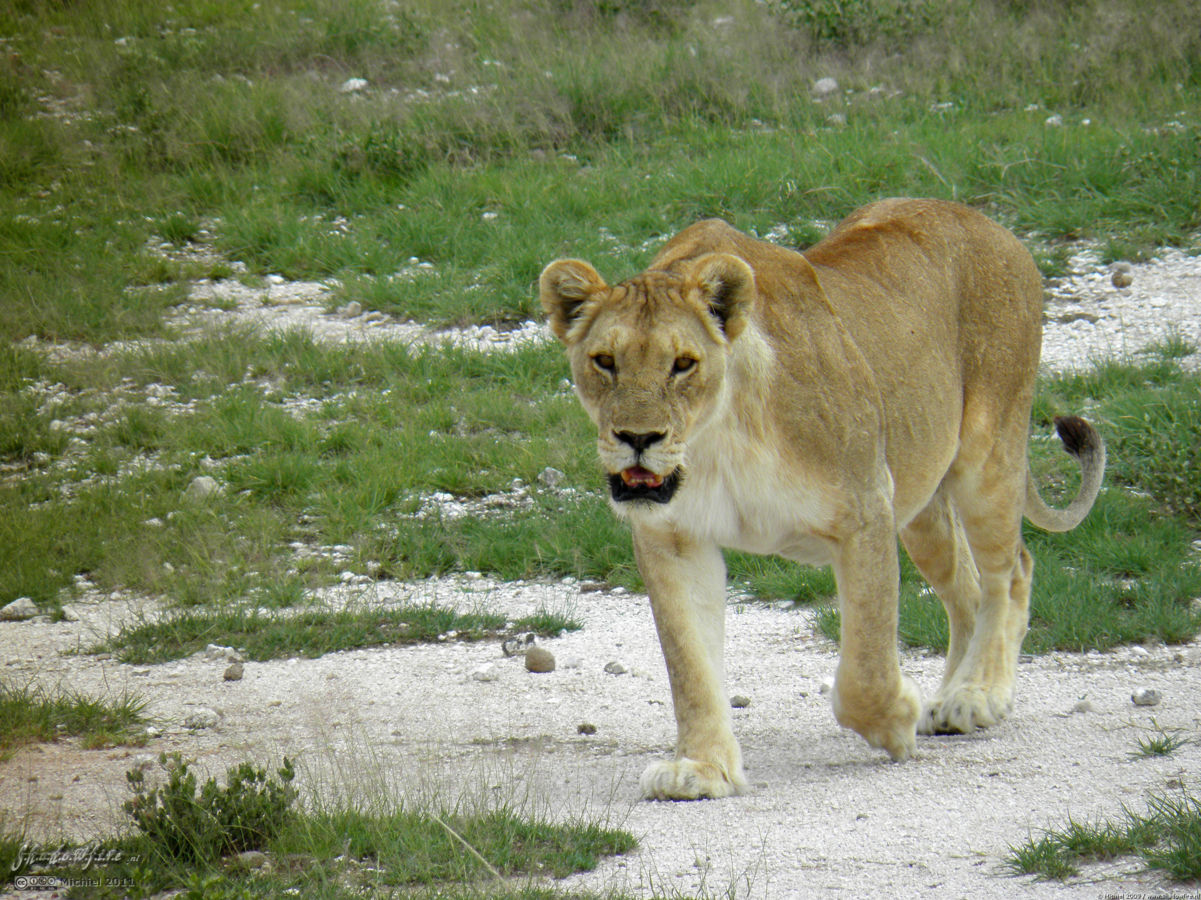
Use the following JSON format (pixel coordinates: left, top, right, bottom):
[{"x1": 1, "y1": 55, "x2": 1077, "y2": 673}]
[{"x1": 621, "y1": 466, "x2": 664, "y2": 488}]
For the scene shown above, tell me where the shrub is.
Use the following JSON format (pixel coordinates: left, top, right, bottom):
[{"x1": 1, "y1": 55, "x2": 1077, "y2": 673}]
[{"x1": 124, "y1": 753, "x2": 297, "y2": 867}]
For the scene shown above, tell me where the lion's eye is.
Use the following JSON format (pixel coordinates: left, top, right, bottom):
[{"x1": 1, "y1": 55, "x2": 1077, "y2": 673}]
[
  {"x1": 592, "y1": 354, "x2": 616, "y2": 373},
  {"x1": 671, "y1": 357, "x2": 696, "y2": 375}
]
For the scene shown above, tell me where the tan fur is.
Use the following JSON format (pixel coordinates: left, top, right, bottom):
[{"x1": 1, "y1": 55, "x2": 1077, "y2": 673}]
[{"x1": 541, "y1": 198, "x2": 1105, "y2": 800}]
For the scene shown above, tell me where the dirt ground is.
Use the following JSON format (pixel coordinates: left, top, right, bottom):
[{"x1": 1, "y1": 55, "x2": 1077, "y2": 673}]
[{"x1": 4, "y1": 578, "x2": 1201, "y2": 898}]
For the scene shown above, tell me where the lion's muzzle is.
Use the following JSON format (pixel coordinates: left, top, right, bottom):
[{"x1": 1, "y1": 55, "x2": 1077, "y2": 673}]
[{"x1": 609, "y1": 467, "x2": 682, "y2": 504}]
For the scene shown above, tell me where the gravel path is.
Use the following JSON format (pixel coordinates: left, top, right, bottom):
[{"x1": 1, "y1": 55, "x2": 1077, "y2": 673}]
[{"x1": 3, "y1": 244, "x2": 1200, "y2": 898}]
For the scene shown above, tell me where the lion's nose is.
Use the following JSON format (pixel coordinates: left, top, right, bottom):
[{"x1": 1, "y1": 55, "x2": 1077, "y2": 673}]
[{"x1": 614, "y1": 430, "x2": 665, "y2": 453}]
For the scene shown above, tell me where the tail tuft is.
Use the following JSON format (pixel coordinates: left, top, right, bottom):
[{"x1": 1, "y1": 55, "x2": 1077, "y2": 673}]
[{"x1": 1053, "y1": 415, "x2": 1097, "y2": 458}]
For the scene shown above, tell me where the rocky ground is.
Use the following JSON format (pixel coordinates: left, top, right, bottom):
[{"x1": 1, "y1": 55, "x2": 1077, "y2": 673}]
[{"x1": 3, "y1": 242, "x2": 1201, "y2": 898}]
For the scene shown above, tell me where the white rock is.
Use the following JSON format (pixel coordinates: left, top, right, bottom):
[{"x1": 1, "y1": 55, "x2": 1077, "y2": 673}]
[
  {"x1": 184, "y1": 475, "x2": 221, "y2": 503},
  {"x1": 471, "y1": 663, "x2": 499, "y2": 682},
  {"x1": 0, "y1": 597, "x2": 38, "y2": 621},
  {"x1": 1132, "y1": 687, "x2": 1162, "y2": 707},
  {"x1": 1044, "y1": 114, "x2": 1064, "y2": 127},
  {"x1": 340, "y1": 78, "x2": 368, "y2": 93},
  {"x1": 538, "y1": 467, "x2": 565, "y2": 488},
  {"x1": 819, "y1": 677, "x2": 834, "y2": 694},
  {"x1": 204, "y1": 643, "x2": 242, "y2": 663},
  {"x1": 813, "y1": 77, "x2": 839, "y2": 97},
  {"x1": 338, "y1": 301, "x2": 362, "y2": 319}
]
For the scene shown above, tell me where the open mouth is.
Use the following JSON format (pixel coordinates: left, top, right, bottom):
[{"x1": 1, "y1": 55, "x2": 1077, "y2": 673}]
[{"x1": 608, "y1": 466, "x2": 681, "y2": 504}]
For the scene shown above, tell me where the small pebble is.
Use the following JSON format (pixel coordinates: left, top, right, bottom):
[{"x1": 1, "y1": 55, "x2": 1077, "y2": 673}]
[
  {"x1": 577, "y1": 723, "x2": 597, "y2": 735},
  {"x1": 471, "y1": 663, "x2": 499, "y2": 682},
  {"x1": 603, "y1": 661, "x2": 628, "y2": 675},
  {"x1": 1111, "y1": 264, "x2": 1133, "y2": 288},
  {"x1": 730, "y1": 695, "x2": 751, "y2": 709},
  {"x1": 1072, "y1": 699, "x2": 1094, "y2": 714},
  {"x1": 1132, "y1": 687, "x2": 1161, "y2": 707},
  {"x1": 223, "y1": 662, "x2": 244, "y2": 681},
  {"x1": 525, "y1": 646, "x2": 556, "y2": 673}
]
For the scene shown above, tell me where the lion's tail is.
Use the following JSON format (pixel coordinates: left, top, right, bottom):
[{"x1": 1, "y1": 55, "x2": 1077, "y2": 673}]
[{"x1": 1024, "y1": 415, "x2": 1107, "y2": 533}]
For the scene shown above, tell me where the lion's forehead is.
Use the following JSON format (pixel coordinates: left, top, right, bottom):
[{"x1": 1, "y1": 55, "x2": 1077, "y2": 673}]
[
  {"x1": 582, "y1": 290, "x2": 714, "y2": 359},
  {"x1": 598, "y1": 273, "x2": 696, "y2": 322}
]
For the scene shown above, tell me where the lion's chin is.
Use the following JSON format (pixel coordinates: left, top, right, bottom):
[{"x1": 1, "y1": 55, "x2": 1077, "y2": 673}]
[{"x1": 608, "y1": 467, "x2": 682, "y2": 504}]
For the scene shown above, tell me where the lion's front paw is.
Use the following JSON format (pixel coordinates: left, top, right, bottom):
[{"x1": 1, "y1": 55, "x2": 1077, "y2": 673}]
[
  {"x1": 832, "y1": 673, "x2": 921, "y2": 761},
  {"x1": 639, "y1": 757, "x2": 745, "y2": 801},
  {"x1": 919, "y1": 683, "x2": 1013, "y2": 735}
]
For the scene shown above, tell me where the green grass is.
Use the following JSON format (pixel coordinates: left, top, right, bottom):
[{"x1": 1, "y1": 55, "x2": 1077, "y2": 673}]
[
  {"x1": 1007, "y1": 788, "x2": 1201, "y2": 882},
  {"x1": 0, "y1": 681, "x2": 148, "y2": 759},
  {"x1": 0, "y1": 335, "x2": 592, "y2": 608},
  {"x1": 2, "y1": 0, "x2": 1200, "y2": 341},
  {"x1": 3, "y1": 331, "x2": 1200, "y2": 661},
  {"x1": 97, "y1": 604, "x2": 579, "y2": 665},
  {"x1": 1131, "y1": 721, "x2": 1191, "y2": 760},
  {"x1": 6, "y1": 752, "x2": 635, "y2": 898}
]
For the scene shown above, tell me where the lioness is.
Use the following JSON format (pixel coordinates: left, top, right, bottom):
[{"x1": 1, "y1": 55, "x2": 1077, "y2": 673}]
[{"x1": 540, "y1": 198, "x2": 1104, "y2": 800}]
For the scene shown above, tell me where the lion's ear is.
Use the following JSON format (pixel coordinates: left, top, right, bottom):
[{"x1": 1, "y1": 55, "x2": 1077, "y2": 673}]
[
  {"x1": 688, "y1": 253, "x2": 755, "y2": 342},
  {"x1": 539, "y1": 259, "x2": 607, "y2": 343}
]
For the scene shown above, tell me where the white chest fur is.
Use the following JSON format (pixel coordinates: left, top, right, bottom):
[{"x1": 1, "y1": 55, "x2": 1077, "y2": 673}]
[{"x1": 664, "y1": 421, "x2": 836, "y2": 566}]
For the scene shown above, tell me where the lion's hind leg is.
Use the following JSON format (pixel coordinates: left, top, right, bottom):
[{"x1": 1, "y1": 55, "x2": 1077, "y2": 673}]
[
  {"x1": 900, "y1": 489, "x2": 983, "y2": 734},
  {"x1": 922, "y1": 446, "x2": 1033, "y2": 734}
]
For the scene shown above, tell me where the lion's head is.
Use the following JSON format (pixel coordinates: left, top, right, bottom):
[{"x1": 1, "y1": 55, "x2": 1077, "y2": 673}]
[{"x1": 540, "y1": 253, "x2": 756, "y2": 514}]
